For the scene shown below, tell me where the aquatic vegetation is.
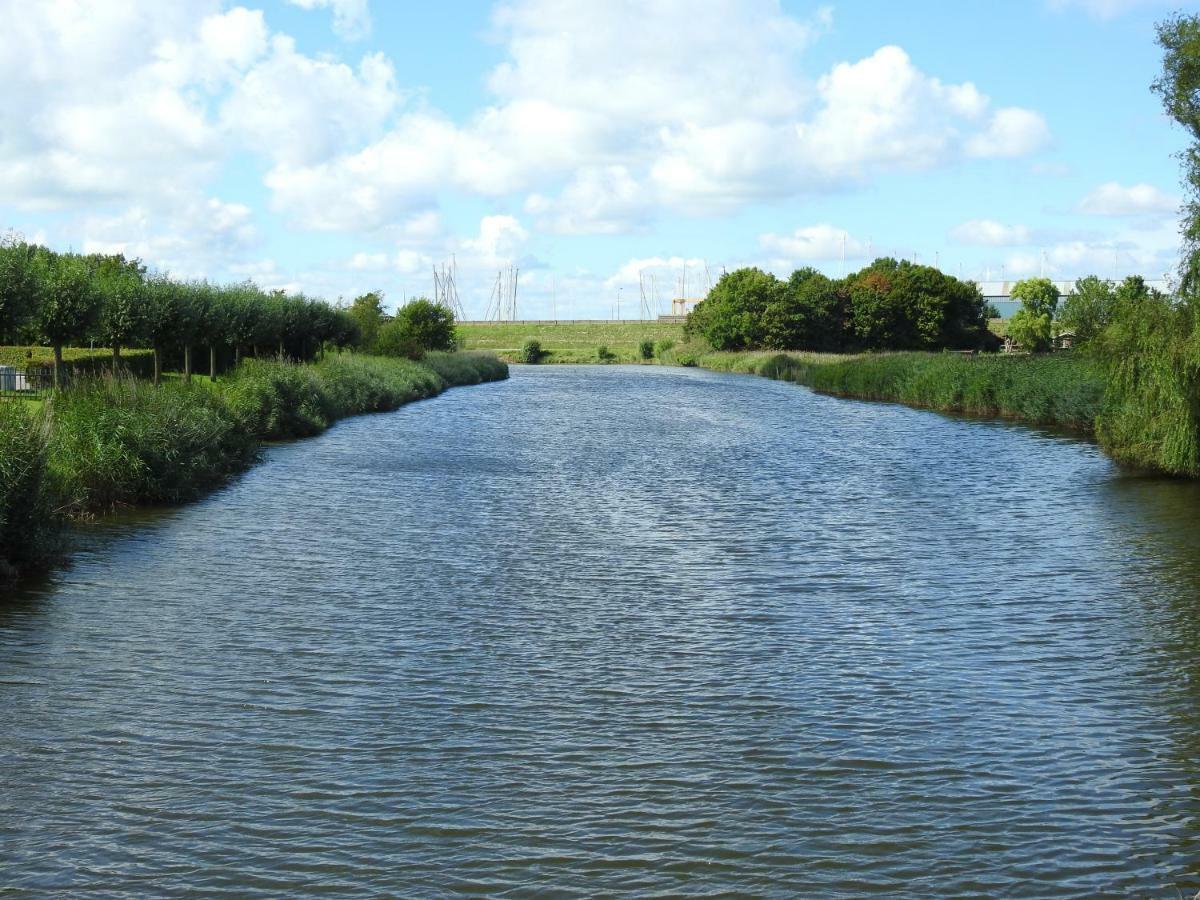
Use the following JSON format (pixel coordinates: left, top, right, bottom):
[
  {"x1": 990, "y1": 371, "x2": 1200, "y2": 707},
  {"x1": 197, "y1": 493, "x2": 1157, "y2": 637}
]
[{"x1": 0, "y1": 402, "x2": 60, "y2": 579}]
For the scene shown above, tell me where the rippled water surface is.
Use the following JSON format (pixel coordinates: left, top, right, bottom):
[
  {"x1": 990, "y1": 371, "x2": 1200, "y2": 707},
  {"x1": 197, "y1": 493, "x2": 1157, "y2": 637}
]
[{"x1": 4, "y1": 365, "x2": 1200, "y2": 896}]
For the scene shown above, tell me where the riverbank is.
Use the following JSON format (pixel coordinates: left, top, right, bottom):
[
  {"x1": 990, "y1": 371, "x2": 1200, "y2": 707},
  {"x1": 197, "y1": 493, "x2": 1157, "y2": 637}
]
[
  {"x1": 663, "y1": 349, "x2": 1105, "y2": 434},
  {"x1": 0, "y1": 352, "x2": 508, "y2": 581}
]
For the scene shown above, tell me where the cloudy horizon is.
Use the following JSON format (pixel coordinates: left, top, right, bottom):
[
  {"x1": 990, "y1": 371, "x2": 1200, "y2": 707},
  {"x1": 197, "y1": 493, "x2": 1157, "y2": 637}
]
[{"x1": 0, "y1": 0, "x2": 1187, "y2": 316}]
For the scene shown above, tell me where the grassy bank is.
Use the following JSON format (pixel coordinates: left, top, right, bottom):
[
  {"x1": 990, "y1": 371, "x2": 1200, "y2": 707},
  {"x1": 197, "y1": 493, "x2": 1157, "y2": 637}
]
[
  {"x1": 665, "y1": 347, "x2": 1105, "y2": 433},
  {"x1": 1, "y1": 351, "x2": 507, "y2": 580},
  {"x1": 458, "y1": 320, "x2": 684, "y2": 363}
]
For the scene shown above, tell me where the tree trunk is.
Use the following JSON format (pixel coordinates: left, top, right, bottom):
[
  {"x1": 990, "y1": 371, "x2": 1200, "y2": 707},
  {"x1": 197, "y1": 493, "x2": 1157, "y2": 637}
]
[
  {"x1": 112, "y1": 343, "x2": 121, "y2": 375},
  {"x1": 53, "y1": 343, "x2": 63, "y2": 391},
  {"x1": 184, "y1": 345, "x2": 192, "y2": 384},
  {"x1": 210, "y1": 345, "x2": 217, "y2": 383},
  {"x1": 235, "y1": 345, "x2": 241, "y2": 365},
  {"x1": 153, "y1": 346, "x2": 162, "y2": 386},
  {"x1": 278, "y1": 339, "x2": 284, "y2": 359}
]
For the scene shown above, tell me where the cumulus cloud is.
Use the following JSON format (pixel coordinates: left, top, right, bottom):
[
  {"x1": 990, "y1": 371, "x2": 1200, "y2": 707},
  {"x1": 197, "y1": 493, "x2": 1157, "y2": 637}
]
[
  {"x1": 950, "y1": 219, "x2": 1032, "y2": 246},
  {"x1": 221, "y1": 39, "x2": 399, "y2": 166},
  {"x1": 759, "y1": 225, "x2": 869, "y2": 262},
  {"x1": 1078, "y1": 181, "x2": 1179, "y2": 216},
  {"x1": 1004, "y1": 218, "x2": 1180, "y2": 280},
  {"x1": 81, "y1": 194, "x2": 259, "y2": 279},
  {"x1": 263, "y1": 4, "x2": 1053, "y2": 232},
  {"x1": 286, "y1": 0, "x2": 372, "y2": 40}
]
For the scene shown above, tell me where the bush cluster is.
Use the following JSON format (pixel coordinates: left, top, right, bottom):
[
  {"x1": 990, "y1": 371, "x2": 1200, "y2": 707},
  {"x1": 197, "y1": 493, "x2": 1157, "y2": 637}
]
[{"x1": 685, "y1": 260, "x2": 995, "y2": 354}]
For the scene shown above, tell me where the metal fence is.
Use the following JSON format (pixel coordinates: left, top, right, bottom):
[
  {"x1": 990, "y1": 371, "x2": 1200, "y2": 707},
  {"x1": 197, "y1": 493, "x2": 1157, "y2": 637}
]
[{"x1": 0, "y1": 365, "x2": 53, "y2": 400}]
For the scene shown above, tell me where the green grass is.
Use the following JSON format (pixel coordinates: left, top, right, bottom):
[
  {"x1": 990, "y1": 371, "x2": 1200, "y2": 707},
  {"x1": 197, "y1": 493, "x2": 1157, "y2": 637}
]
[
  {"x1": 457, "y1": 321, "x2": 685, "y2": 363},
  {"x1": 0, "y1": 402, "x2": 60, "y2": 582},
  {"x1": 686, "y1": 349, "x2": 1105, "y2": 432}
]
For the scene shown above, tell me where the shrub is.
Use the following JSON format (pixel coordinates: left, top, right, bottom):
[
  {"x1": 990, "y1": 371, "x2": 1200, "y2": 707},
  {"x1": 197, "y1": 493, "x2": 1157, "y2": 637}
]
[
  {"x1": 597, "y1": 345, "x2": 615, "y2": 362},
  {"x1": 0, "y1": 403, "x2": 60, "y2": 578},
  {"x1": 521, "y1": 339, "x2": 544, "y2": 364},
  {"x1": 655, "y1": 339, "x2": 676, "y2": 356},
  {"x1": 48, "y1": 374, "x2": 256, "y2": 513},
  {"x1": 638, "y1": 338, "x2": 654, "y2": 360},
  {"x1": 221, "y1": 358, "x2": 332, "y2": 440}
]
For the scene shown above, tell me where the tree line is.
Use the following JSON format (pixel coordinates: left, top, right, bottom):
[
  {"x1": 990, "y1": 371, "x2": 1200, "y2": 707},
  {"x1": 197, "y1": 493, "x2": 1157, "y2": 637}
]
[
  {"x1": 0, "y1": 239, "x2": 461, "y2": 388},
  {"x1": 685, "y1": 259, "x2": 997, "y2": 353}
]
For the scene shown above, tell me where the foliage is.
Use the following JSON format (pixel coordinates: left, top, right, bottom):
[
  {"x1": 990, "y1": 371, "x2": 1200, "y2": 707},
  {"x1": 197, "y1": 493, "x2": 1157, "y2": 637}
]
[
  {"x1": 686, "y1": 267, "x2": 784, "y2": 350},
  {"x1": 731, "y1": 351, "x2": 1104, "y2": 432},
  {"x1": 686, "y1": 260, "x2": 989, "y2": 354},
  {"x1": 0, "y1": 237, "x2": 39, "y2": 344},
  {"x1": 48, "y1": 375, "x2": 257, "y2": 513},
  {"x1": 346, "y1": 292, "x2": 386, "y2": 349},
  {"x1": 0, "y1": 403, "x2": 60, "y2": 579},
  {"x1": 1010, "y1": 278, "x2": 1061, "y2": 319},
  {"x1": 597, "y1": 345, "x2": 615, "y2": 361},
  {"x1": 1153, "y1": 13, "x2": 1200, "y2": 295},
  {"x1": 638, "y1": 337, "x2": 655, "y2": 360},
  {"x1": 1057, "y1": 276, "x2": 1115, "y2": 345},
  {"x1": 1007, "y1": 278, "x2": 1062, "y2": 352},
  {"x1": 521, "y1": 338, "x2": 545, "y2": 364},
  {"x1": 387, "y1": 299, "x2": 458, "y2": 354},
  {"x1": 1007, "y1": 308, "x2": 1053, "y2": 352}
]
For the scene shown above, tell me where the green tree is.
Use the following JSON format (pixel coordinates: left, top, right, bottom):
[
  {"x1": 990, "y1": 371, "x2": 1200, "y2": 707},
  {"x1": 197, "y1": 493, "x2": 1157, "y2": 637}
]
[
  {"x1": 379, "y1": 298, "x2": 457, "y2": 356},
  {"x1": 1057, "y1": 276, "x2": 1115, "y2": 345},
  {"x1": 95, "y1": 267, "x2": 146, "y2": 371},
  {"x1": 34, "y1": 253, "x2": 101, "y2": 388},
  {"x1": 347, "y1": 291, "x2": 386, "y2": 350},
  {"x1": 0, "y1": 237, "x2": 40, "y2": 344},
  {"x1": 686, "y1": 268, "x2": 784, "y2": 350},
  {"x1": 1007, "y1": 307, "x2": 1053, "y2": 352},
  {"x1": 141, "y1": 275, "x2": 186, "y2": 385},
  {"x1": 1152, "y1": 13, "x2": 1200, "y2": 296},
  {"x1": 762, "y1": 268, "x2": 846, "y2": 351},
  {"x1": 1010, "y1": 278, "x2": 1061, "y2": 320}
]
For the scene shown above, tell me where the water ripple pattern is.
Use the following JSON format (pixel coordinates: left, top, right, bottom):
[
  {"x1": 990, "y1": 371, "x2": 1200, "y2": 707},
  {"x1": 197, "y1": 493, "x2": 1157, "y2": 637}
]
[{"x1": 3, "y1": 365, "x2": 1200, "y2": 896}]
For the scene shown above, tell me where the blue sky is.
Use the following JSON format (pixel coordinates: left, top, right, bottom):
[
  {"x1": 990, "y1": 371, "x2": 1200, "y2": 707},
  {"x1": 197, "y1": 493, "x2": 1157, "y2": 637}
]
[{"x1": 0, "y1": 0, "x2": 1188, "y2": 318}]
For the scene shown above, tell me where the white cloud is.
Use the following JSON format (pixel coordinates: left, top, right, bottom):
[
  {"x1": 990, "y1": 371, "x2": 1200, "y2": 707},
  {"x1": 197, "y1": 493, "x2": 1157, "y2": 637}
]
[
  {"x1": 950, "y1": 219, "x2": 1032, "y2": 246},
  {"x1": 604, "y1": 256, "x2": 712, "y2": 292},
  {"x1": 526, "y1": 167, "x2": 652, "y2": 234},
  {"x1": 759, "y1": 225, "x2": 868, "y2": 262},
  {"x1": 966, "y1": 107, "x2": 1051, "y2": 158},
  {"x1": 1004, "y1": 218, "x2": 1180, "y2": 280},
  {"x1": 1078, "y1": 181, "x2": 1179, "y2": 216},
  {"x1": 262, "y1": 5, "x2": 1052, "y2": 233},
  {"x1": 222, "y1": 37, "x2": 399, "y2": 166},
  {"x1": 286, "y1": 0, "x2": 372, "y2": 40},
  {"x1": 81, "y1": 194, "x2": 258, "y2": 279},
  {"x1": 461, "y1": 215, "x2": 529, "y2": 267}
]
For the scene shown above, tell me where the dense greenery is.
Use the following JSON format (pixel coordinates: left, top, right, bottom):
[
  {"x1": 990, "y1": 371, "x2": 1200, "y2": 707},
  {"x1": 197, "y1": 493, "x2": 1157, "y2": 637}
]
[
  {"x1": 749, "y1": 352, "x2": 1104, "y2": 431},
  {"x1": 0, "y1": 238, "x2": 472, "y2": 388},
  {"x1": 457, "y1": 320, "x2": 685, "y2": 364},
  {"x1": 0, "y1": 403, "x2": 60, "y2": 580},
  {"x1": 1081, "y1": 13, "x2": 1200, "y2": 476},
  {"x1": 686, "y1": 259, "x2": 994, "y2": 353},
  {"x1": 0, "y1": 352, "x2": 508, "y2": 581}
]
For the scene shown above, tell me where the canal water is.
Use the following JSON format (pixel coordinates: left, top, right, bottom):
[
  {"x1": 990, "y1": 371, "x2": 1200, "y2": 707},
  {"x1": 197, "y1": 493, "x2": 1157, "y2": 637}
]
[{"x1": 3, "y1": 365, "x2": 1200, "y2": 895}]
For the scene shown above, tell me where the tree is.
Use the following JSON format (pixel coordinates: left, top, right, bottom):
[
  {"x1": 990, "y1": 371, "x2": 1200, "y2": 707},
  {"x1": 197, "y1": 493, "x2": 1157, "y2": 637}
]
[
  {"x1": 0, "y1": 237, "x2": 39, "y2": 344},
  {"x1": 1152, "y1": 13, "x2": 1200, "y2": 296},
  {"x1": 95, "y1": 267, "x2": 145, "y2": 371},
  {"x1": 686, "y1": 268, "x2": 784, "y2": 350},
  {"x1": 379, "y1": 298, "x2": 457, "y2": 357},
  {"x1": 1010, "y1": 278, "x2": 1060, "y2": 320},
  {"x1": 34, "y1": 254, "x2": 101, "y2": 388},
  {"x1": 1007, "y1": 307, "x2": 1053, "y2": 352},
  {"x1": 141, "y1": 275, "x2": 185, "y2": 385},
  {"x1": 761, "y1": 268, "x2": 846, "y2": 351},
  {"x1": 1057, "y1": 276, "x2": 1115, "y2": 346},
  {"x1": 347, "y1": 292, "x2": 386, "y2": 350}
]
